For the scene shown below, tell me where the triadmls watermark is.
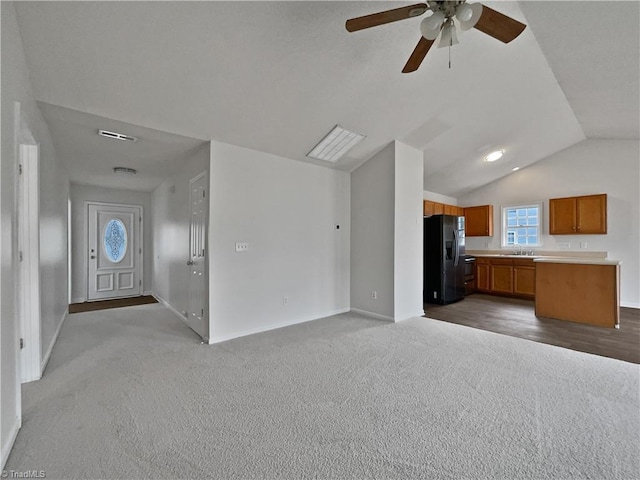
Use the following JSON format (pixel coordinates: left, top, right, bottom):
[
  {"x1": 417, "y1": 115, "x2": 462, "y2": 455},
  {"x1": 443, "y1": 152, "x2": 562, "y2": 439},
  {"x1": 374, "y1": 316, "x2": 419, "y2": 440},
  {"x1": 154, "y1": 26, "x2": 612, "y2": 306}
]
[{"x1": 1, "y1": 470, "x2": 46, "y2": 479}]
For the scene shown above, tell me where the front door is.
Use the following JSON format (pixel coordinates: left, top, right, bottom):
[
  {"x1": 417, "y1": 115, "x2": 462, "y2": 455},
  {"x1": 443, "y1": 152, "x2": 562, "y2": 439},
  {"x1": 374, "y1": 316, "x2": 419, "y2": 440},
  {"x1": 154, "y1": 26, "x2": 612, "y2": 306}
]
[
  {"x1": 186, "y1": 172, "x2": 208, "y2": 340},
  {"x1": 87, "y1": 203, "x2": 142, "y2": 300}
]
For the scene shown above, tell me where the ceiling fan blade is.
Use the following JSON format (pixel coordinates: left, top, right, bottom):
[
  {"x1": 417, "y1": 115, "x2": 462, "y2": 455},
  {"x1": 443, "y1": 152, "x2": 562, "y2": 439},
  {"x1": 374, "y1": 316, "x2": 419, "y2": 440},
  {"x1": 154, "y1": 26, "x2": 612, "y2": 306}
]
[
  {"x1": 402, "y1": 37, "x2": 435, "y2": 73},
  {"x1": 473, "y1": 4, "x2": 526, "y2": 43},
  {"x1": 346, "y1": 3, "x2": 428, "y2": 33}
]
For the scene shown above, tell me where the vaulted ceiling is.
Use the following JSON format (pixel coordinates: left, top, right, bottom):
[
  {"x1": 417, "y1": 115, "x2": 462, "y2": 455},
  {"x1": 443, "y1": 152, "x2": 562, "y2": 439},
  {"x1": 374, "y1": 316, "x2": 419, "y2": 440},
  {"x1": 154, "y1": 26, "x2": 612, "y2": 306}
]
[{"x1": 13, "y1": 1, "x2": 639, "y2": 195}]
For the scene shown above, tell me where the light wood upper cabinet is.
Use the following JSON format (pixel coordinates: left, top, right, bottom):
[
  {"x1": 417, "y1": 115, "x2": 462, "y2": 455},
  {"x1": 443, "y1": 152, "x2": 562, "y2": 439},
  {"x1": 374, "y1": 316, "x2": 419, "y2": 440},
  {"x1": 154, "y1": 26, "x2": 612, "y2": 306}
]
[
  {"x1": 423, "y1": 201, "x2": 462, "y2": 217},
  {"x1": 463, "y1": 205, "x2": 494, "y2": 236},
  {"x1": 549, "y1": 194, "x2": 607, "y2": 235}
]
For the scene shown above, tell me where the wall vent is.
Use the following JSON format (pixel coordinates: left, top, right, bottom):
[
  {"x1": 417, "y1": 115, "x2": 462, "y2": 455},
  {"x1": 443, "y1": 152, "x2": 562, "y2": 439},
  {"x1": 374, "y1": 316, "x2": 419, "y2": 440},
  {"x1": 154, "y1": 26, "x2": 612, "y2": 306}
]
[{"x1": 98, "y1": 129, "x2": 138, "y2": 142}]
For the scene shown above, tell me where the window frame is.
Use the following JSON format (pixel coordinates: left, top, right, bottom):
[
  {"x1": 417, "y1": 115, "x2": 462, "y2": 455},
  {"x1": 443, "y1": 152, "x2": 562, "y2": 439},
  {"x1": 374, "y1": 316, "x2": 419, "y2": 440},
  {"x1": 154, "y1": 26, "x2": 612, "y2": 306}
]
[{"x1": 501, "y1": 202, "x2": 543, "y2": 248}]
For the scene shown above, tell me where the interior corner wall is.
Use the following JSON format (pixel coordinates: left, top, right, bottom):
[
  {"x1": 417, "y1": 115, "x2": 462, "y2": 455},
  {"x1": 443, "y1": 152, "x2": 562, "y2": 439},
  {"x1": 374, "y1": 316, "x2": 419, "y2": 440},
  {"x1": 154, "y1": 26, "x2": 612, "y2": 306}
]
[
  {"x1": 70, "y1": 184, "x2": 153, "y2": 302},
  {"x1": 458, "y1": 139, "x2": 640, "y2": 308},
  {"x1": 152, "y1": 142, "x2": 210, "y2": 321},
  {"x1": 208, "y1": 141, "x2": 350, "y2": 343},
  {"x1": 424, "y1": 190, "x2": 457, "y2": 205},
  {"x1": 350, "y1": 143, "x2": 395, "y2": 320},
  {"x1": 394, "y1": 142, "x2": 424, "y2": 320},
  {"x1": 2, "y1": 1, "x2": 69, "y2": 467}
]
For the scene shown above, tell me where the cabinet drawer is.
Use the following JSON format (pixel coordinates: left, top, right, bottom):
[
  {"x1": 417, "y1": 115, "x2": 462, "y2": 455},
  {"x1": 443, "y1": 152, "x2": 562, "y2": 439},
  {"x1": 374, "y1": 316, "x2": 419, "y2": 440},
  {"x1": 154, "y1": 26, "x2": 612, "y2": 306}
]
[
  {"x1": 489, "y1": 258, "x2": 513, "y2": 266},
  {"x1": 476, "y1": 258, "x2": 490, "y2": 265},
  {"x1": 513, "y1": 258, "x2": 535, "y2": 267}
]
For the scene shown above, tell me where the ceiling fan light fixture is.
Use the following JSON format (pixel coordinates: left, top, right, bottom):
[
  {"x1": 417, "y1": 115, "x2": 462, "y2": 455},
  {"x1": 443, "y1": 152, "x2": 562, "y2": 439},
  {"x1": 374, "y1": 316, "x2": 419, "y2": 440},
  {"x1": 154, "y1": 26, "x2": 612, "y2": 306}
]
[
  {"x1": 420, "y1": 11, "x2": 445, "y2": 40},
  {"x1": 438, "y1": 21, "x2": 459, "y2": 48},
  {"x1": 484, "y1": 150, "x2": 504, "y2": 162},
  {"x1": 457, "y1": 3, "x2": 483, "y2": 31}
]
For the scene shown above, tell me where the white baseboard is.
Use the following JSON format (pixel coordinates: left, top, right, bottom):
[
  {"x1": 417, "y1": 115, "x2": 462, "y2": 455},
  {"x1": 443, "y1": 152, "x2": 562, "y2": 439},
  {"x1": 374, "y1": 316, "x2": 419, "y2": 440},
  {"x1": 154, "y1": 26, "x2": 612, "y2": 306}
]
[
  {"x1": 41, "y1": 308, "x2": 68, "y2": 375},
  {"x1": 208, "y1": 308, "x2": 351, "y2": 345},
  {"x1": 394, "y1": 310, "x2": 426, "y2": 322},
  {"x1": 350, "y1": 308, "x2": 395, "y2": 322},
  {"x1": 71, "y1": 297, "x2": 85, "y2": 304},
  {"x1": 1, "y1": 416, "x2": 21, "y2": 470}
]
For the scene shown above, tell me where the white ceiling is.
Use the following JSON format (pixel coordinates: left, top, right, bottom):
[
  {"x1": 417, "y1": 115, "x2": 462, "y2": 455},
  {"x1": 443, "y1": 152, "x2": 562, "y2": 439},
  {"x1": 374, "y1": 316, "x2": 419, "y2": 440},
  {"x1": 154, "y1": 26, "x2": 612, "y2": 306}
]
[
  {"x1": 37, "y1": 103, "x2": 207, "y2": 192},
  {"x1": 13, "y1": 1, "x2": 639, "y2": 196}
]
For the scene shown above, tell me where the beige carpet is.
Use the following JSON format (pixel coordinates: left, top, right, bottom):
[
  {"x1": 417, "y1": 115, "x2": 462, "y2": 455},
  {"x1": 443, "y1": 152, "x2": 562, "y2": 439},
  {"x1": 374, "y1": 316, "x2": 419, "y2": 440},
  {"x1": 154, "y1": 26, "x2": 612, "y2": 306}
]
[{"x1": 6, "y1": 304, "x2": 639, "y2": 479}]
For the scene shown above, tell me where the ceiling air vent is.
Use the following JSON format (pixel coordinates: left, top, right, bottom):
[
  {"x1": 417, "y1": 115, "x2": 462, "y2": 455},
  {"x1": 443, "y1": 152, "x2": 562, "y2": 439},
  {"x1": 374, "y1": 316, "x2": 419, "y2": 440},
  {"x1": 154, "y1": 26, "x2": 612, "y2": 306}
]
[
  {"x1": 98, "y1": 129, "x2": 138, "y2": 142},
  {"x1": 113, "y1": 167, "x2": 137, "y2": 175}
]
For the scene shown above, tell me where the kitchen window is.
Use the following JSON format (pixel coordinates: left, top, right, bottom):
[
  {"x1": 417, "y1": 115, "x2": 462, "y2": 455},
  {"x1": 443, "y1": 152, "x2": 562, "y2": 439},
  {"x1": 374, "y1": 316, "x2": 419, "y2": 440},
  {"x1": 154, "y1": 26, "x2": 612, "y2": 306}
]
[{"x1": 501, "y1": 203, "x2": 542, "y2": 247}]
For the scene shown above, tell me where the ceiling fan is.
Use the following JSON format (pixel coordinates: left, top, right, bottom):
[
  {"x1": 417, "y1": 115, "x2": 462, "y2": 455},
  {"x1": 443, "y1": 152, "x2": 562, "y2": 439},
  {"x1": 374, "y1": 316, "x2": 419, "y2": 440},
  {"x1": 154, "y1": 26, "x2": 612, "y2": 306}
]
[{"x1": 345, "y1": 1, "x2": 526, "y2": 73}]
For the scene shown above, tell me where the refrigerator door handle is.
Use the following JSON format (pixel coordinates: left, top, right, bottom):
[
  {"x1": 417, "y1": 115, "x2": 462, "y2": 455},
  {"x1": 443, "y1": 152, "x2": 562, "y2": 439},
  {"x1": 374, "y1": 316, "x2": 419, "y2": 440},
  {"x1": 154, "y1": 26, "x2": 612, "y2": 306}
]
[{"x1": 453, "y1": 229, "x2": 459, "y2": 266}]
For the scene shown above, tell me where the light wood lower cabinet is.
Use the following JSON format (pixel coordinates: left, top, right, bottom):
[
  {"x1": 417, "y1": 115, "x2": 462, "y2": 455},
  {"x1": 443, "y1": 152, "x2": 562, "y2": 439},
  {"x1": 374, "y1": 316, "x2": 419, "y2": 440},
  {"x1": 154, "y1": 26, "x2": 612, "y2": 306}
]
[
  {"x1": 490, "y1": 261, "x2": 514, "y2": 294},
  {"x1": 535, "y1": 262, "x2": 619, "y2": 328},
  {"x1": 475, "y1": 257, "x2": 535, "y2": 298},
  {"x1": 476, "y1": 260, "x2": 491, "y2": 292}
]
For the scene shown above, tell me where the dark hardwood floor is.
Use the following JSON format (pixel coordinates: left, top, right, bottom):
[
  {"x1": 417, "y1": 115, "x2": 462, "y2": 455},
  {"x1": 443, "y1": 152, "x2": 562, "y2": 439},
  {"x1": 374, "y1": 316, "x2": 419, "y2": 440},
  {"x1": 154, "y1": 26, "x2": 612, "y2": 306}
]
[
  {"x1": 69, "y1": 295, "x2": 158, "y2": 314},
  {"x1": 424, "y1": 294, "x2": 640, "y2": 364}
]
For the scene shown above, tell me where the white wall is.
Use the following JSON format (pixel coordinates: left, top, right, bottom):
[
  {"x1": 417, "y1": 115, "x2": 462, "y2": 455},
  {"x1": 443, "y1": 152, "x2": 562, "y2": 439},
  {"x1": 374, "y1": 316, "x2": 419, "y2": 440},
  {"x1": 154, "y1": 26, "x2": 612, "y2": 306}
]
[
  {"x1": 351, "y1": 141, "x2": 424, "y2": 321},
  {"x1": 1, "y1": 1, "x2": 69, "y2": 467},
  {"x1": 208, "y1": 141, "x2": 350, "y2": 343},
  {"x1": 423, "y1": 190, "x2": 457, "y2": 205},
  {"x1": 458, "y1": 139, "x2": 640, "y2": 308},
  {"x1": 394, "y1": 142, "x2": 424, "y2": 320},
  {"x1": 70, "y1": 184, "x2": 153, "y2": 302},
  {"x1": 351, "y1": 143, "x2": 395, "y2": 319},
  {"x1": 152, "y1": 143, "x2": 210, "y2": 322}
]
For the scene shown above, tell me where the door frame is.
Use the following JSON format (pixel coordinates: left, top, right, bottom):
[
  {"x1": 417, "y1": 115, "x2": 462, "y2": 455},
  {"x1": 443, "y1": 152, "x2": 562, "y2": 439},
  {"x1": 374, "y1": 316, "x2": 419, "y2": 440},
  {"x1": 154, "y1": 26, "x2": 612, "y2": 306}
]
[
  {"x1": 84, "y1": 201, "x2": 144, "y2": 301},
  {"x1": 17, "y1": 144, "x2": 42, "y2": 383}
]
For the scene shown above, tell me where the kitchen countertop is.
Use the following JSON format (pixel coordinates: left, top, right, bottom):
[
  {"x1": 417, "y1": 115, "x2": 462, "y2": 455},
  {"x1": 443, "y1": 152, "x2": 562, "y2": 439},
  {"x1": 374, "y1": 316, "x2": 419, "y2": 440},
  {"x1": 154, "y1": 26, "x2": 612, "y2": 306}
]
[
  {"x1": 533, "y1": 257, "x2": 621, "y2": 265},
  {"x1": 466, "y1": 252, "x2": 619, "y2": 265}
]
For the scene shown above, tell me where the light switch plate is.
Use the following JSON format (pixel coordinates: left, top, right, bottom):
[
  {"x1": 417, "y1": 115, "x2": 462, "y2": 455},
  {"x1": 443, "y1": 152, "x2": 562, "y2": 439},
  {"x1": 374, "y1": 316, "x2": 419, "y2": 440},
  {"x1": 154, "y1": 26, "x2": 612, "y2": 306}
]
[{"x1": 235, "y1": 242, "x2": 248, "y2": 252}]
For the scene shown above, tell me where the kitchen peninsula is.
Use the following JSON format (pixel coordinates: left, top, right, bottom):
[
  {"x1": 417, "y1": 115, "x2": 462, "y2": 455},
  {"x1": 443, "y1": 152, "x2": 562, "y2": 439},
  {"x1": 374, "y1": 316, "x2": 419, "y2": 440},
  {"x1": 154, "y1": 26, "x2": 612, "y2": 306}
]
[
  {"x1": 534, "y1": 257, "x2": 620, "y2": 328},
  {"x1": 466, "y1": 251, "x2": 621, "y2": 328}
]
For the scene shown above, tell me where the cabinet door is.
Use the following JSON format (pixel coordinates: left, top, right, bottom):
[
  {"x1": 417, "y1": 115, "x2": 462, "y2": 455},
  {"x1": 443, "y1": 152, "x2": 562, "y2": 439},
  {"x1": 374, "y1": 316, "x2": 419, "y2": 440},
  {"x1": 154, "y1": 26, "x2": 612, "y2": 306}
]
[
  {"x1": 423, "y1": 200, "x2": 435, "y2": 216},
  {"x1": 513, "y1": 266, "x2": 535, "y2": 297},
  {"x1": 476, "y1": 263, "x2": 490, "y2": 292},
  {"x1": 549, "y1": 197, "x2": 576, "y2": 234},
  {"x1": 464, "y1": 205, "x2": 493, "y2": 236},
  {"x1": 491, "y1": 265, "x2": 513, "y2": 293},
  {"x1": 577, "y1": 194, "x2": 607, "y2": 234},
  {"x1": 433, "y1": 202, "x2": 445, "y2": 215},
  {"x1": 454, "y1": 206, "x2": 465, "y2": 216},
  {"x1": 444, "y1": 204, "x2": 454, "y2": 215}
]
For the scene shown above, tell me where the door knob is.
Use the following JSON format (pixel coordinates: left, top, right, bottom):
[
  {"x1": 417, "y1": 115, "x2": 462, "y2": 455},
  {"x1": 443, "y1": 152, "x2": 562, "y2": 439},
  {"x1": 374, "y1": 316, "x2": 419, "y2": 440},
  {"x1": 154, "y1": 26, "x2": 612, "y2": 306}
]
[{"x1": 186, "y1": 260, "x2": 194, "y2": 265}]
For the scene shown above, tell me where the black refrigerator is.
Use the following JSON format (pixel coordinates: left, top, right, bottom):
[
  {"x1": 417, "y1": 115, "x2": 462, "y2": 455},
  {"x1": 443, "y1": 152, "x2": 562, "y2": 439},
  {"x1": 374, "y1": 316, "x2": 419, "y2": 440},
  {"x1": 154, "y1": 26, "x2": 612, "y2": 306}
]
[{"x1": 424, "y1": 215, "x2": 466, "y2": 304}]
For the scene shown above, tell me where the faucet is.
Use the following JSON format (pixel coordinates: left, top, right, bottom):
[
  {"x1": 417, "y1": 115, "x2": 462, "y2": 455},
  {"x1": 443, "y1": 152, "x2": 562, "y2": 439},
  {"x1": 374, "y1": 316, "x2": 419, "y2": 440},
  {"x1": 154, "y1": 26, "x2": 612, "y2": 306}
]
[{"x1": 513, "y1": 244, "x2": 523, "y2": 255}]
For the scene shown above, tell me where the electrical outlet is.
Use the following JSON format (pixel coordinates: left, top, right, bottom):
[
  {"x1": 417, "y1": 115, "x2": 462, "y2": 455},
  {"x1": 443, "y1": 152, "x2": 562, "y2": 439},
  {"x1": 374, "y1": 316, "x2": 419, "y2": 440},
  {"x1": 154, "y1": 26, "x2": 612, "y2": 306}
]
[
  {"x1": 283, "y1": 297, "x2": 288, "y2": 305},
  {"x1": 371, "y1": 291, "x2": 377, "y2": 300},
  {"x1": 580, "y1": 241, "x2": 588, "y2": 249},
  {"x1": 235, "y1": 242, "x2": 248, "y2": 252}
]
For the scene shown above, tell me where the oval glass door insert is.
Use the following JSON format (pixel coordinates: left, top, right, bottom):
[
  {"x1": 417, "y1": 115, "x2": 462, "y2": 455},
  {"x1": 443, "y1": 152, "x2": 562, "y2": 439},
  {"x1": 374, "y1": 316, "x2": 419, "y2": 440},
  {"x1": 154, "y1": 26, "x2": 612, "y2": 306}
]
[{"x1": 103, "y1": 218, "x2": 127, "y2": 263}]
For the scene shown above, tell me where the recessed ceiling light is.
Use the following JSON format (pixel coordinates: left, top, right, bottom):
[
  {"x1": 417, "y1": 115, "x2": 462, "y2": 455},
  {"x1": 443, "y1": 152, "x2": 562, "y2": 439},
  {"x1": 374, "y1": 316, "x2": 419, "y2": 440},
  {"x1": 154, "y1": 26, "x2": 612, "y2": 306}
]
[
  {"x1": 99, "y1": 129, "x2": 138, "y2": 142},
  {"x1": 512, "y1": 167, "x2": 520, "y2": 171},
  {"x1": 113, "y1": 167, "x2": 137, "y2": 175},
  {"x1": 307, "y1": 125, "x2": 366, "y2": 163},
  {"x1": 484, "y1": 149, "x2": 504, "y2": 162}
]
